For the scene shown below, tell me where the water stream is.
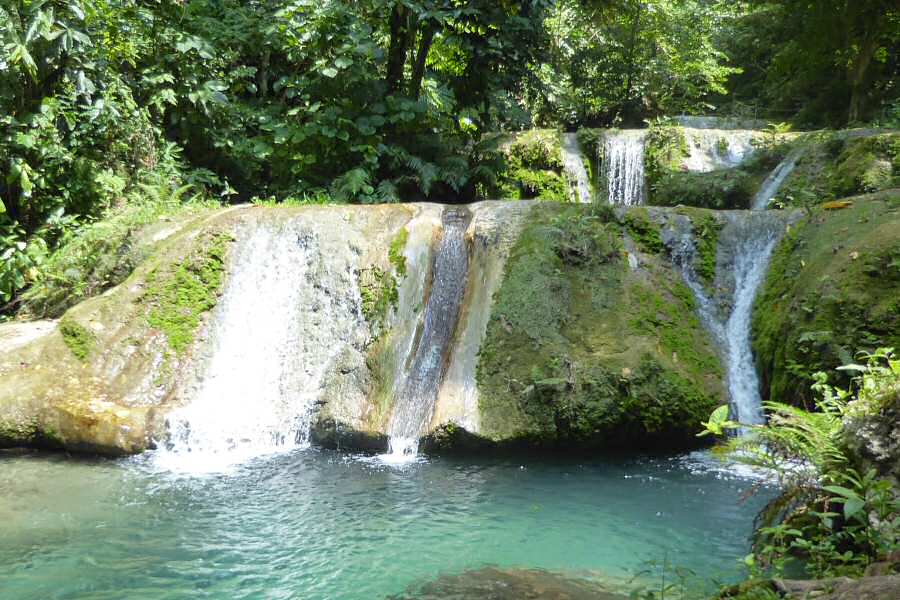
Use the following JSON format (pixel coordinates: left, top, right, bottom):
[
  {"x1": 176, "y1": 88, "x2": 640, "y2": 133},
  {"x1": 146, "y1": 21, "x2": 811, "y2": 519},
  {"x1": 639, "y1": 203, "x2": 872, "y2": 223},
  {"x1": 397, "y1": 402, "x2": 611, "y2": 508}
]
[
  {"x1": 385, "y1": 207, "x2": 471, "y2": 459},
  {"x1": 561, "y1": 133, "x2": 594, "y2": 204},
  {"x1": 603, "y1": 130, "x2": 647, "y2": 206},
  {"x1": 664, "y1": 136, "x2": 795, "y2": 425},
  {"x1": 752, "y1": 147, "x2": 804, "y2": 210}
]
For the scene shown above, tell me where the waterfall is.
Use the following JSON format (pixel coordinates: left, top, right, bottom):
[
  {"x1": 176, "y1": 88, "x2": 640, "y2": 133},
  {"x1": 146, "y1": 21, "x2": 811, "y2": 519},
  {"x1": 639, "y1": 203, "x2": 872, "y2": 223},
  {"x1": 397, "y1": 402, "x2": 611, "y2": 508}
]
[
  {"x1": 155, "y1": 223, "x2": 355, "y2": 472},
  {"x1": 719, "y1": 214, "x2": 783, "y2": 425},
  {"x1": 603, "y1": 130, "x2": 647, "y2": 206},
  {"x1": 752, "y1": 147, "x2": 803, "y2": 210},
  {"x1": 681, "y1": 128, "x2": 758, "y2": 172},
  {"x1": 560, "y1": 133, "x2": 594, "y2": 204},
  {"x1": 664, "y1": 213, "x2": 784, "y2": 427},
  {"x1": 384, "y1": 207, "x2": 471, "y2": 460}
]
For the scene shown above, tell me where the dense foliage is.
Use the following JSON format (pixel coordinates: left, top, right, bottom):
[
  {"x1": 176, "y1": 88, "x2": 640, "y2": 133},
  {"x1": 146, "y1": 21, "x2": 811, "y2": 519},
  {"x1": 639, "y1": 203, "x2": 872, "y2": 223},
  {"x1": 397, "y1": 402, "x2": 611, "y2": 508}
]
[
  {"x1": 703, "y1": 350, "x2": 900, "y2": 579},
  {"x1": 1, "y1": 1, "x2": 898, "y2": 313}
]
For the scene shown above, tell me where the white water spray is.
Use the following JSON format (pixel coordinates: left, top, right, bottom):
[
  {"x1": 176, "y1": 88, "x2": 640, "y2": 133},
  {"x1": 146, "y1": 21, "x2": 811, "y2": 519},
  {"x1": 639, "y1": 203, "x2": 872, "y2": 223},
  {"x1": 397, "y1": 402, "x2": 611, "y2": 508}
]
[
  {"x1": 560, "y1": 133, "x2": 594, "y2": 204},
  {"x1": 155, "y1": 224, "x2": 353, "y2": 473},
  {"x1": 681, "y1": 128, "x2": 758, "y2": 172},
  {"x1": 603, "y1": 130, "x2": 647, "y2": 206}
]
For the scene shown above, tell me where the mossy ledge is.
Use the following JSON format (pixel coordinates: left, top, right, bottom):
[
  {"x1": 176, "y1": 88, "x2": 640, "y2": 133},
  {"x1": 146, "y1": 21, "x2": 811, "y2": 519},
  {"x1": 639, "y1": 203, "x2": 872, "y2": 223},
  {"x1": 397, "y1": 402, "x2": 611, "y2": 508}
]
[
  {"x1": 0, "y1": 208, "x2": 245, "y2": 456},
  {"x1": 753, "y1": 190, "x2": 900, "y2": 408},
  {"x1": 144, "y1": 230, "x2": 233, "y2": 355},
  {"x1": 474, "y1": 203, "x2": 723, "y2": 452},
  {"x1": 59, "y1": 318, "x2": 95, "y2": 361}
]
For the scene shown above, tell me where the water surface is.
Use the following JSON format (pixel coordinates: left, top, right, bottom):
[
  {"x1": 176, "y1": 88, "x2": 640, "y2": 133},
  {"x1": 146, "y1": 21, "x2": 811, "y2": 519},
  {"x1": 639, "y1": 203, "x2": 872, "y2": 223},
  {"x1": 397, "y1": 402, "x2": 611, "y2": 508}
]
[{"x1": 0, "y1": 449, "x2": 773, "y2": 599}]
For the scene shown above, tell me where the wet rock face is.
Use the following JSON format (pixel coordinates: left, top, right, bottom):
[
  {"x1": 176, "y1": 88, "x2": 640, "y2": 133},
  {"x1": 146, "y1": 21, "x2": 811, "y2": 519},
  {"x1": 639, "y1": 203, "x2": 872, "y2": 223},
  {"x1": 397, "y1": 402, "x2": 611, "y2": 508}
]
[
  {"x1": 474, "y1": 204, "x2": 724, "y2": 451},
  {"x1": 752, "y1": 192, "x2": 900, "y2": 408},
  {"x1": 0, "y1": 211, "x2": 243, "y2": 455}
]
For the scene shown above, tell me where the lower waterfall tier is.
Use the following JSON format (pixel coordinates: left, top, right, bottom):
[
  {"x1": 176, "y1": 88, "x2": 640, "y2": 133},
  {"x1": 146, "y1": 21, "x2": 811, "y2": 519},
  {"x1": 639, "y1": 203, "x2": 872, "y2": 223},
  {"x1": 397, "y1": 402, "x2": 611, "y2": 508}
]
[{"x1": 3, "y1": 193, "x2": 897, "y2": 458}]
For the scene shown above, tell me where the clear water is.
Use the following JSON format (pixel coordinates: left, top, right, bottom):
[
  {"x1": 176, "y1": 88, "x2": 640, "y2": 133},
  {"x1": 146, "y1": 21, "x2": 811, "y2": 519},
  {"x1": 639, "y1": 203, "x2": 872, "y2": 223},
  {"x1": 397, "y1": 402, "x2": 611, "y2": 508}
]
[{"x1": 0, "y1": 449, "x2": 774, "y2": 600}]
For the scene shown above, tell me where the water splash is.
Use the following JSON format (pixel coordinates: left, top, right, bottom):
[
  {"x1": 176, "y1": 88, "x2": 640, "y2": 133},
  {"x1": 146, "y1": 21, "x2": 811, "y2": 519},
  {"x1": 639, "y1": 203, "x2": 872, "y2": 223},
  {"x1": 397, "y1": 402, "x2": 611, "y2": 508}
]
[
  {"x1": 382, "y1": 207, "x2": 471, "y2": 462},
  {"x1": 155, "y1": 223, "x2": 353, "y2": 473},
  {"x1": 752, "y1": 147, "x2": 804, "y2": 210},
  {"x1": 603, "y1": 130, "x2": 647, "y2": 206},
  {"x1": 560, "y1": 133, "x2": 593, "y2": 204}
]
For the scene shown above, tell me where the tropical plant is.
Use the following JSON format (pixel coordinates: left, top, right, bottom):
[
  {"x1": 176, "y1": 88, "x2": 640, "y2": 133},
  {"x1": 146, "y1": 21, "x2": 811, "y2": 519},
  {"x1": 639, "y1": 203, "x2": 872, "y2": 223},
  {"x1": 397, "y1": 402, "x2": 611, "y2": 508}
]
[{"x1": 700, "y1": 349, "x2": 900, "y2": 577}]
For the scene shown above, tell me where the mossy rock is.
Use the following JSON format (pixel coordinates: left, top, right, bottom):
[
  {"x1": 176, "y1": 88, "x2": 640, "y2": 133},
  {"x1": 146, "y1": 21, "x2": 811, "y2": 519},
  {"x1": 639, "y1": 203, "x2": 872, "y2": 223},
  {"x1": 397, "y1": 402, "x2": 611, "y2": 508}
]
[
  {"x1": 0, "y1": 210, "x2": 243, "y2": 455},
  {"x1": 780, "y1": 131, "x2": 899, "y2": 206},
  {"x1": 495, "y1": 130, "x2": 569, "y2": 201},
  {"x1": 644, "y1": 125, "x2": 689, "y2": 189},
  {"x1": 59, "y1": 318, "x2": 95, "y2": 361},
  {"x1": 475, "y1": 203, "x2": 723, "y2": 451},
  {"x1": 652, "y1": 169, "x2": 757, "y2": 210},
  {"x1": 752, "y1": 190, "x2": 900, "y2": 407}
]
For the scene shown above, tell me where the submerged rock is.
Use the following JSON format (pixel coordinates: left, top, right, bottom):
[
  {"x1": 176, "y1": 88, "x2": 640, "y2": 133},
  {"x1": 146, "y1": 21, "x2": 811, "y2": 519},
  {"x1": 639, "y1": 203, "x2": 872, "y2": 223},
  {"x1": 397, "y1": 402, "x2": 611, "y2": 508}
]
[{"x1": 389, "y1": 567, "x2": 629, "y2": 600}]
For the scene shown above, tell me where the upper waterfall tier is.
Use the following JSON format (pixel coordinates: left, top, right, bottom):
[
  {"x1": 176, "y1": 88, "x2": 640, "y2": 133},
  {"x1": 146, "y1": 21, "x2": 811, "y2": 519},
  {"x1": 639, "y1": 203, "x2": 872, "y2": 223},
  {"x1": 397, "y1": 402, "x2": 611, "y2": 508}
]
[
  {"x1": 681, "y1": 128, "x2": 761, "y2": 172},
  {"x1": 603, "y1": 130, "x2": 647, "y2": 206},
  {"x1": 560, "y1": 133, "x2": 594, "y2": 204}
]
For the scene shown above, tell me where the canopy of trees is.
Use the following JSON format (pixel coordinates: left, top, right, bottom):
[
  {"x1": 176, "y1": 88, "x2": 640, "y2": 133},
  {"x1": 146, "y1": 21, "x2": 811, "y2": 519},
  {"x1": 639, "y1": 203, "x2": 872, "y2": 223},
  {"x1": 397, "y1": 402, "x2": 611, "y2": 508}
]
[{"x1": 1, "y1": 0, "x2": 898, "y2": 308}]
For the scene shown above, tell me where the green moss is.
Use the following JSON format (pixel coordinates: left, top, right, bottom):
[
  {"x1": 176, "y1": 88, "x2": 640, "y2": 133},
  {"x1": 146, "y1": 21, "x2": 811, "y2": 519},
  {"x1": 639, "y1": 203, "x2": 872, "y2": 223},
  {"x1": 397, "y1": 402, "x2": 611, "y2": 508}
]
[
  {"x1": 359, "y1": 266, "x2": 399, "y2": 332},
  {"x1": 0, "y1": 418, "x2": 64, "y2": 448},
  {"x1": 508, "y1": 129, "x2": 563, "y2": 171},
  {"x1": 693, "y1": 212, "x2": 722, "y2": 285},
  {"x1": 359, "y1": 227, "x2": 409, "y2": 336},
  {"x1": 623, "y1": 208, "x2": 664, "y2": 254},
  {"x1": 495, "y1": 129, "x2": 570, "y2": 201},
  {"x1": 752, "y1": 190, "x2": 900, "y2": 407},
  {"x1": 781, "y1": 132, "x2": 899, "y2": 206},
  {"x1": 644, "y1": 125, "x2": 688, "y2": 189},
  {"x1": 144, "y1": 231, "x2": 232, "y2": 355},
  {"x1": 475, "y1": 204, "x2": 722, "y2": 450},
  {"x1": 652, "y1": 169, "x2": 756, "y2": 210},
  {"x1": 389, "y1": 228, "x2": 408, "y2": 277},
  {"x1": 59, "y1": 317, "x2": 95, "y2": 361}
]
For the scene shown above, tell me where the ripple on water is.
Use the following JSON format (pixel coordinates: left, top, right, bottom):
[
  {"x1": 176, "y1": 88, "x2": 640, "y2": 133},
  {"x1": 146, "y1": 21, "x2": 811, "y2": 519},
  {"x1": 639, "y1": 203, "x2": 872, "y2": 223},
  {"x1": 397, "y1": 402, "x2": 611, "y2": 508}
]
[{"x1": 0, "y1": 449, "x2": 777, "y2": 600}]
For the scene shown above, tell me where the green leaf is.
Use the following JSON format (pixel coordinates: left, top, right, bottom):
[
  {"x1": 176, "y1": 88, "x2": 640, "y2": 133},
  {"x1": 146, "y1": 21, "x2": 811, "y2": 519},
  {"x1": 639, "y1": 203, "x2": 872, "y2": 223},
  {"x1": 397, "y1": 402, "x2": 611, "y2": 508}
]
[
  {"x1": 843, "y1": 496, "x2": 865, "y2": 520},
  {"x1": 823, "y1": 485, "x2": 858, "y2": 500},
  {"x1": 321, "y1": 67, "x2": 338, "y2": 78}
]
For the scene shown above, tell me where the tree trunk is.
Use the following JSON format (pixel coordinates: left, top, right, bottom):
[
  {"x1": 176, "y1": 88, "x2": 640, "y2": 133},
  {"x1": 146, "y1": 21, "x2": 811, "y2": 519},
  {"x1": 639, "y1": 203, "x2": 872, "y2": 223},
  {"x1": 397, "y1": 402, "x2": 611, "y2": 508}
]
[
  {"x1": 622, "y1": 2, "x2": 643, "y2": 121},
  {"x1": 386, "y1": 5, "x2": 413, "y2": 94},
  {"x1": 409, "y1": 25, "x2": 437, "y2": 98},
  {"x1": 847, "y1": 32, "x2": 880, "y2": 124}
]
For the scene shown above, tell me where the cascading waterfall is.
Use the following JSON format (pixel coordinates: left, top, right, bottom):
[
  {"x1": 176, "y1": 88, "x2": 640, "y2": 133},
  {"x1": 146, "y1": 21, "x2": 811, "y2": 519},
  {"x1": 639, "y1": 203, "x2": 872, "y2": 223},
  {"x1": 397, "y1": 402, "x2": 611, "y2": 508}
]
[
  {"x1": 560, "y1": 133, "x2": 594, "y2": 204},
  {"x1": 384, "y1": 207, "x2": 471, "y2": 460},
  {"x1": 666, "y1": 137, "x2": 799, "y2": 426},
  {"x1": 718, "y1": 214, "x2": 783, "y2": 425},
  {"x1": 681, "y1": 128, "x2": 758, "y2": 172},
  {"x1": 751, "y1": 147, "x2": 804, "y2": 210},
  {"x1": 155, "y1": 224, "x2": 351, "y2": 472},
  {"x1": 603, "y1": 130, "x2": 647, "y2": 206},
  {"x1": 666, "y1": 213, "x2": 784, "y2": 427}
]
